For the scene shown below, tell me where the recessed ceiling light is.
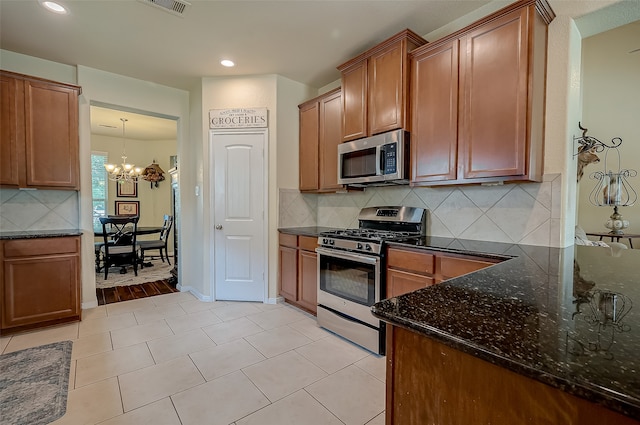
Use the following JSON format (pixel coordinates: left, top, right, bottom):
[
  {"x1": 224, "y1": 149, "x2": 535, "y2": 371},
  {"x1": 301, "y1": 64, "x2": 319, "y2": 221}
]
[
  {"x1": 220, "y1": 60, "x2": 235, "y2": 67},
  {"x1": 40, "y1": 1, "x2": 69, "y2": 14}
]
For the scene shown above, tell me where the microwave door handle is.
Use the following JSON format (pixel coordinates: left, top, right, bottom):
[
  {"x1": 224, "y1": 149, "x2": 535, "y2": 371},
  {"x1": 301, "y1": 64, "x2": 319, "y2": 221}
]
[{"x1": 377, "y1": 147, "x2": 384, "y2": 175}]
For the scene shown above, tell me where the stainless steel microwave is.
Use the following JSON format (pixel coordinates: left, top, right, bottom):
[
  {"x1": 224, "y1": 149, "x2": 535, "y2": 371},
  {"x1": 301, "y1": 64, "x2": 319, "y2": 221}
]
[{"x1": 338, "y1": 129, "x2": 409, "y2": 186}]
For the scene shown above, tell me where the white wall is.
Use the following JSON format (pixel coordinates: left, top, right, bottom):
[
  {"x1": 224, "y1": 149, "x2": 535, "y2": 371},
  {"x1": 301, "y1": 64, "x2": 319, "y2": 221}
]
[{"x1": 578, "y1": 21, "x2": 640, "y2": 238}]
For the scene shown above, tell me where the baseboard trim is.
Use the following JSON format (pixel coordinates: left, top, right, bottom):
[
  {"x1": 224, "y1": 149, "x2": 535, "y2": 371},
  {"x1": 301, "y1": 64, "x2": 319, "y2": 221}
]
[{"x1": 180, "y1": 285, "x2": 213, "y2": 302}]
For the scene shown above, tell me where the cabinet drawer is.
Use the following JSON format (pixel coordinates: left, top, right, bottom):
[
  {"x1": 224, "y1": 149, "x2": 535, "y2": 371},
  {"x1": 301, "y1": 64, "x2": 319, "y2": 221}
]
[
  {"x1": 440, "y1": 256, "x2": 495, "y2": 278},
  {"x1": 279, "y1": 233, "x2": 297, "y2": 249},
  {"x1": 298, "y1": 235, "x2": 318, "y2": 252},
  {"x1": 387, "y1": 248, "x2": 435, "y2": 274},
  {"x1": 3, "y1": 236, "x2": 79, "y2": 258},
  {"x1": 387, "y1": 269, "x2": 435, "y2": 298}
]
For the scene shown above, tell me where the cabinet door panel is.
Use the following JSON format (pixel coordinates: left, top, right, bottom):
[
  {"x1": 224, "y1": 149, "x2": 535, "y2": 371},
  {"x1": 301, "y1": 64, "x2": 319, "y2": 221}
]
[
  {"x1": 440, "y1": 255, "x2": 495, "y2": 279},
  {"x1": 24, "y1": 80, "x2": 79, "y2": 188},
  {"x1": 299, "y1": 102, "x2": 319, "y2": 191},
  {"x1": 387, "y1": 248, "x2": 435, "y2": 274},
  {"x1": 319, "y1": 90, "x2": 342, "y2": 191},
  {"x1": 2, "y1": 254, "x2": 80, "y2": 328},
  {"x1": 279, "y1": 245, "x2": 298, "y2": 301},
  {"x1": 0, "y1": 75, "x2": 22, "y2": 187},
  {"x1": 369, "y1": 43, "x2": 404, "y2": 135},
  {"x1": 387, "y1": 269, "x2": 434, "y2": 298},
  {"x1": 341, "y1": 61, "x2": 368, "y2": 142},
  {"x1": 297, "y1": 249, "x2": 317, "y2": 313},
  {"x1": 411, "y1": 40, "x2": 459, "y2": 183},
  {"x1": 459, "y1": 8, "x2": 528, "y2": 179}
]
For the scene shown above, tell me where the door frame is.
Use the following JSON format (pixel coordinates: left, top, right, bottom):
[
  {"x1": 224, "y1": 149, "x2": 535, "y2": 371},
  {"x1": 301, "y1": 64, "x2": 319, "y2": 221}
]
[{"x1": 208, "y1": 128, "x2": 269, "y2": 302}]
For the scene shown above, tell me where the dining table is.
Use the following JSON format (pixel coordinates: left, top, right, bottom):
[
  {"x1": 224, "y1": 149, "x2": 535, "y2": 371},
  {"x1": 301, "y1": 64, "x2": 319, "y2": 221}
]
[{"x1": 94, "y1": 226, "x2": 163, "y2": 238}]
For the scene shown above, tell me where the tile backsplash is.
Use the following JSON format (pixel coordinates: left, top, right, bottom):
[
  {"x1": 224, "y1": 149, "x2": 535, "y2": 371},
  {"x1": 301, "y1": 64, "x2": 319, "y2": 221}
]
[
  {"x1": 279, "y1": 174, "x2": 562, "y2": 247},
  {"x1": 0, "y1": 189, "x2": 79, "y2": 231}
]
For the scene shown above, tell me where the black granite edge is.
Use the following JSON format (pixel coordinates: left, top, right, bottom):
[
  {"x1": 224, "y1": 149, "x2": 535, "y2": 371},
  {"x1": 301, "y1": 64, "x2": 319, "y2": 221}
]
[
  {"x1": 277, "y1": 226, "x2": 341, "y2": 238},
  {"x1": 0, "y1": 229, "x2": 82, "y2": 240},
  {"x1": 372, "y1": 301, "x2": 640, "y2": 419}
]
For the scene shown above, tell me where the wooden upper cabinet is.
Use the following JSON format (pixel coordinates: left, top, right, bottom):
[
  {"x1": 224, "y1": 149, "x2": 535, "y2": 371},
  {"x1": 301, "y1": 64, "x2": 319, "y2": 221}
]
[
  {"x1": 411, "y1": 40, "x2": 459, "y2": 183},
  {"x1": 340, "y1": 61, "x2": 368, "y2": 142},
  {"x1": 410, "y1": 0, "x2": 553, "y2": 186},
  {"x1": 0, "y1": 74, "x2": 21, "y2": 186},
  {"x1": 0, "y1": 70, "x2": 81, "y2": 190},
  {"x1": 339, "y1": 29, "x2": 426, "y2": 142},
  {"x1": 298, "y1": 87, "x2": 343, "y2": 193},
  {"x1": 299, "y1": 100, "x2": 319, "y2": 191},
  {"x1": 459, "y1": 7, "x2": 529, "y2": 180},
  {"x1": 318, "y1": 89, "x2": 342, "y2": 191}
]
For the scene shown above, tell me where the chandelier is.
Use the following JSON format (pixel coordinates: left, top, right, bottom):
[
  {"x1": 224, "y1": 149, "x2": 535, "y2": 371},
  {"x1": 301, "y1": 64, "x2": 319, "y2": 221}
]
[{"x1": 104, "y1": 118, "x2": 143, "y2": 183}]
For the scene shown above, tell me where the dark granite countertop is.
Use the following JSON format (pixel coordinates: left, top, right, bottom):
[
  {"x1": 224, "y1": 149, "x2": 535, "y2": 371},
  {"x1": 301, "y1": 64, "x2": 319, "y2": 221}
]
[
  {"x1": 278, "y1": 226, "x2": 341, "y2": 238},
  {"x1": 373, "y1": 237, "x2": 640, "y2": 420},
  {"x1": 0, "y1": 229, "x2": 82, "y2": 240}
]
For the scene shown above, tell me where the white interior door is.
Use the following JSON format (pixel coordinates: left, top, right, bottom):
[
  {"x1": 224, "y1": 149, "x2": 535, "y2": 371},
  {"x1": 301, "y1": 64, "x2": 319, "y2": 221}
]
[{"x1": 211, "y1": 129, "x2": 266, "y2": 301}]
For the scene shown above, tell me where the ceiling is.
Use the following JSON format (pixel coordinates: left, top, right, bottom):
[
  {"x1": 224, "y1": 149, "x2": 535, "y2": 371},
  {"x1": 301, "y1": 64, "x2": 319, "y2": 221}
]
[
  {"x1": 2, "y1": 1, "x2": 637, "y2": 141},
  {"x1": 1, "y1": 0, "x2": 500, "y2": 92}
]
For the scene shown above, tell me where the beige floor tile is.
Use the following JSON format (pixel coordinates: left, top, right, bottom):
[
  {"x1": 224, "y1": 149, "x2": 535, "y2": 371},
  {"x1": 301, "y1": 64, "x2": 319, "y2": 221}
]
[
  {"x1": 246, "y1": 306, "x2": 309, "y2": 330},
  {"x1": 151, "y1": 291, "x2": 197, "y2": 306},
  {"x1": 111, "y1": 320, "x2": 174, "y2": 349},
  {"x1": 306, "y1": 365, "x2": 385, "y2": 425},
  {"x1": 106, "y1": 298, "x2": 156, "y2": 317},
  {"x1": 68, "y1": 359, "x2": 76, "y2": 391},
  {"x1": 82, "y1": 305, "x2": 107, "y2": 321},
  {"x1": 214, "y1": 302, "x2": 263, "y2": 321},
  {"x1": 74, "y1": 343, "x2": 154, "y2": 388},
  {"x1": 133, "y1": 303, "x2": 186, "y2": 324},
  {"x1": 355, "y1": 354, "x2": 386, "y2": 383},
  {"x1": 51, "y1": 377, "x2": 123, "y2": 425},
  {"x1": 71, "y1": 331, "x2": 112, "y2": 360},
  {"x1": 206, "y1": 300, "x2": 231, "y2": 311},
  {"x1": 78, "y1": 312, "x2": 137, "y2": 337},
  {"x1": 236, "y1": 389, "x2": 343, "y2": 425},
  {"x1": 179, "y1": 299, "x2": 220, "y2": 313},
  {"x1": 202, "y1": 316, "x2": 264, "y2": 345},
  {"x1": 97, "y1": 398, "x2": 182, "y2": 425},
  {"x1": 3, "y1": 322, "x2": 78, "y2": 353},
  {"x1": 190, "y1": 338, "x2": 265, "y2": 381},
  {"x1": 243, "y1": 350, "x2": 327, "y2": 402},
  {"x1": 0, "y1": 336, "x2": 11, "y2": 354},
  {"x1": 296, "y1": 334, "x2": 369, "y2": 374},
  {"x1": 147, "y1": 328, "x2": 216, "y2": 363},
  {"x1": 165, "y1": 309, "x2": 221, "y2": 334},
  {"x1": 119, "y1": 355, "x2": 205, "y2": 412},
  {"x1": 366, "y1": 412, "x2": 386, "y2": 425},
  {"x1": 253, "y1": 302, "x2": 284, "y2": 311},
  {"x1": 172, "y1": 370, "x2": 270, "y2": 425},
  {"x1": 287, "y1": 317, "x2": 332, "y2": 341},
  {"x1": 244, "y1": 326, "x2": 313, "y2": 358}
]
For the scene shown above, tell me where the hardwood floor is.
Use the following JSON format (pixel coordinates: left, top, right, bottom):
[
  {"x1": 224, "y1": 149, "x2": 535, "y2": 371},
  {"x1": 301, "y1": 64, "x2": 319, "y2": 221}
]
[{"x1": 96, "y1": 279, "x2": 178, "y2": 305}]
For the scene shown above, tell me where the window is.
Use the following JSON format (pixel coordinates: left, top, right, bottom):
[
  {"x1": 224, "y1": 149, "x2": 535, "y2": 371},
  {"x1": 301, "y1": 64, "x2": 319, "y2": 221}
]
[{"x1": 91, "y1": 152, "x2": 108, "y2": 231}]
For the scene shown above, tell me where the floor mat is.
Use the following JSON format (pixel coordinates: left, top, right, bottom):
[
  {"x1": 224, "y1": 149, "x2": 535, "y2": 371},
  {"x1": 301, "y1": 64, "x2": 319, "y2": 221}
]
[
  {"x1": 0, "y1": 341, "x2": 72, "y2": 425},
  {"x1": 95, "y1": 260, "x2": 172, "y2": 288}
]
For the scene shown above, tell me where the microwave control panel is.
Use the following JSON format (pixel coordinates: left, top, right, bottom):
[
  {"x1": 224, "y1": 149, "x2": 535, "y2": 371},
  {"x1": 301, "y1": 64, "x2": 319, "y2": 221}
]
[{"x1": 383, "y1": 143, "x2": 397, "y2": 174}]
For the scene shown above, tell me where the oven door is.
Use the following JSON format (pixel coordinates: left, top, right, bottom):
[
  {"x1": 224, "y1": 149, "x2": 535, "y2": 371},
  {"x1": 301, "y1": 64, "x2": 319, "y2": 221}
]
[{"x1": 316, "y1": 247, "x2": 380, "y2": 327}]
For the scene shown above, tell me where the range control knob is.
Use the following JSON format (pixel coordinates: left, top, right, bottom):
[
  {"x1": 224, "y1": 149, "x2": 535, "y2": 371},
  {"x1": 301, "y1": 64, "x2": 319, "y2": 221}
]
[
  {"x1": 329, "y1": 239, "x2": 335, "y2": 246},
  {"x1": 356, "y1": 243, "x2": 363, "y2": 250},
  {"x1": 365, "y1": 244, "x2": 372, "y2": 251},
  {"x1": 322, "y1": 238, "x2": 328, "y2": 245}
]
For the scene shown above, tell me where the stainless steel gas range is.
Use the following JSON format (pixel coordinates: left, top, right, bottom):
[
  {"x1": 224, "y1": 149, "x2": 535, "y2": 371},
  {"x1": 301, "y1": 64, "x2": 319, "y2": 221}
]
[{"x1": 316, "y1": 206, "x2": 426, "y2": 355}]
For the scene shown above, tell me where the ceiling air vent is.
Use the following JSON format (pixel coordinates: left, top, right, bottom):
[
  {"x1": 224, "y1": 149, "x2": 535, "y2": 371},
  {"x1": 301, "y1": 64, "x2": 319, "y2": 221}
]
[{"x1": 138, "y1": 0, "x2": 191, "y2": 17}]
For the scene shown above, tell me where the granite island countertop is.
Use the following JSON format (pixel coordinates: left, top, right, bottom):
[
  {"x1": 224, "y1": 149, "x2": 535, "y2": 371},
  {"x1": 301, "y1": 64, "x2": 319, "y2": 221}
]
[
  {"x1": 278, "y1": 226, "x2": 341, "y2": 238},
  {"x1": 373, "y1": 237, "x2": 640, "y2": 420},
  {"x1": 0, "y1": 229, "x2": 82, "y2": 240}
]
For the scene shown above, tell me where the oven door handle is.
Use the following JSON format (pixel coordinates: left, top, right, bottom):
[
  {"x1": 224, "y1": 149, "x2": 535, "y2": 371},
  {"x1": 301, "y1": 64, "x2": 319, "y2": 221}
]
[{"x1": 316, "y1": 247, "x2": 379, "y2": 265}]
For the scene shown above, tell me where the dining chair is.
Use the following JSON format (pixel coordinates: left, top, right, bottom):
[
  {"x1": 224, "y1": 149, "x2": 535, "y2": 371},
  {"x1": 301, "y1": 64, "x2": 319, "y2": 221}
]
[
  {"x1": 139, "y1": 215, "x2": 174, "y2": 268},
  {"x1": 99, "y1": 216, "x2": 140, "y2": 280}
]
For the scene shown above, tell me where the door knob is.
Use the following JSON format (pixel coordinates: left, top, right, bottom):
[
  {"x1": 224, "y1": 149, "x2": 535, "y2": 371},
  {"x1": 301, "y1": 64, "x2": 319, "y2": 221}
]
[{"x1": 215, "y1": 224, "x2": 223, "y2": 230}]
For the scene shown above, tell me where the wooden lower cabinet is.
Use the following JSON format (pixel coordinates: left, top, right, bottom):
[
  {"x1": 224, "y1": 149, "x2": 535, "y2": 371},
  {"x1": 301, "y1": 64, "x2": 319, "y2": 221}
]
[
  {"x1": 385, "y1": 325, "x2": 638, "y2": 425},
  {"x1": 278, "y1": 233, "x2": 318, "y2": 315},
  {"x1": 386, "y1": 246, "x2": 501, "y2": 297},
  {"x1": 1, "y1": 236, "x2": 81, "y2": 333}
]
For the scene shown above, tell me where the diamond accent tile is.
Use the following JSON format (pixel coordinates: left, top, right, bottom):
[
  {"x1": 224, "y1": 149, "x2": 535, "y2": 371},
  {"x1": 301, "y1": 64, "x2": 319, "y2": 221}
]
[
  {"x1": 376, "y1": 186, "x2": 411, "y2": 206},
  {"x1": 460, "y1": 184, "x2": 512, "y2": 212},
  {"x1": 485, "y1": 186, "x2": 550, "y2": 242},
  {"x1": 459, "y1": 215, "x2": 513, "y2": 243},
  {"x1": 521, "y1": 181, "x2": 552, "y2": 210},
  {"x1": 412, "y1": 186, "x2": 454, "y2": 210},
  {"x1": 433, "y1": 191, "x2": 483, "y2": 237}
]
